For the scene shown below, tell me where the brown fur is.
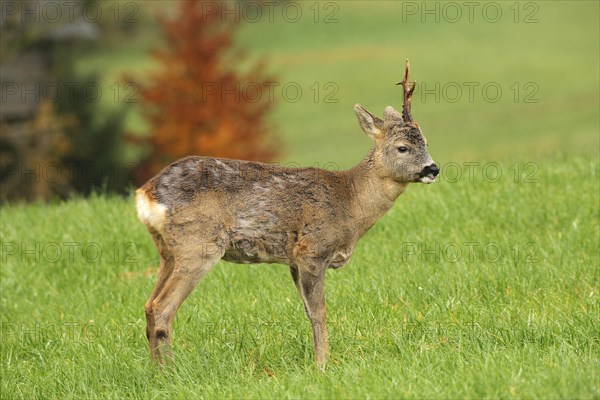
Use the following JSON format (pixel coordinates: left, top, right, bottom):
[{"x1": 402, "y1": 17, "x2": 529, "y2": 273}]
[{"x1": 137, "y1": 104, "x2": 438, "y2": 368}]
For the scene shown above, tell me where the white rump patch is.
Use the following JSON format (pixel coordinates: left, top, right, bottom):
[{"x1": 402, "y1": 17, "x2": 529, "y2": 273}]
[{"x1": 135, "y1": 189, "x2": 167, "y2": 233}]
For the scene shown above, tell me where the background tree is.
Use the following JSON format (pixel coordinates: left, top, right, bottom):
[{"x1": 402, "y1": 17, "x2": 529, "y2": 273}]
[
  {"x1": 0, "y1": 1, "x2": 133, "y2": 201},
  {"x1": 135, "y1": 1, "x2": 280, "y2": 182}
]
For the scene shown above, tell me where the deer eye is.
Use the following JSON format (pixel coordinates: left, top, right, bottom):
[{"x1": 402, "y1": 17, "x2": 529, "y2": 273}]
[{"x1": 398, "y1": 146, "x2": 408, "y2": 153}]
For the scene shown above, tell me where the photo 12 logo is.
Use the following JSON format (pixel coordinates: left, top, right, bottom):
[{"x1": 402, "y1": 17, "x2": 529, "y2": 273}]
[
  {"x1": 0, "y1": 321, "x2": 141, "y2": 344},
  {"x1": 1, "y1": 241, "x2": 139, "y2": 264},
  {"x1": 199, "y1": 1, "x2": 340, "y2": 23},
  {"x1": 401, "y1": 241, "x2": 539, "y2": 264},
  {"x1": 1, "y1": 1, "x2": 140, "y2": 24},
  {"x1": 1, "y1": 81, "x2": 139, "y2": 105},
  {"x1": 200, "y1": 81, "x2": 340, "y2": 104},
  {"x1": 400, "y1": 1, "x2": 540, "y2": 23},
  {"x1": 417, "y1": 81, "x2": 540, "y2": 104},
  {"x1": 0, "y1": 162, "x2": 138, "y2": 187},
  {"x1": 439, "y1": 162, "x2": 539, "y2": 183}
]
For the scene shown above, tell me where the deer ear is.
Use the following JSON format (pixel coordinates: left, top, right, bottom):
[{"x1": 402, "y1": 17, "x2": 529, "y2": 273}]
[
  {"x1": 383, "y1": 106, "x2": 403, "y2": 124},
  {"x1": 354, "y1": 104, "x2": 384, "y2": 140}
]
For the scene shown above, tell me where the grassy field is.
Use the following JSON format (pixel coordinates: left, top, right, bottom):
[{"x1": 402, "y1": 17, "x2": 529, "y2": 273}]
[
  {"x1": 2, "y1": 1, "x2": 599, "y2": 399},
  {"x1": 1, "y1": 155, "x2": 598, "y2": 398}
]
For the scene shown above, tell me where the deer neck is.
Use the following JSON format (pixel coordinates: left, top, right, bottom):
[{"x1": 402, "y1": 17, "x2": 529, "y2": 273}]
[{"x1": 344, "y1": 149, "x2": 408, "y2": 237}]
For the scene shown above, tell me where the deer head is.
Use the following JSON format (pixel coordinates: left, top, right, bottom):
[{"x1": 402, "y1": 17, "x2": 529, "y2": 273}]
[{"x1": 354, "y1": 60, "x2": 438, "y2": 184}]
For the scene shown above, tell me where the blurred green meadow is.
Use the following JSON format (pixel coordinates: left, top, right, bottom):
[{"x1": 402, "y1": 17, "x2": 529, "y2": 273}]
[
  {"x1": 1, "y1": 1, "x2": 599, "y2": 399},
  {"x1": 80, "y1": 0, "x2": 599, "y2": 166}
]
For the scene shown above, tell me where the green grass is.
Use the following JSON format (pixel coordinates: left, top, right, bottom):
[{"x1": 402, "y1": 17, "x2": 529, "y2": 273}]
[
  {"x1": 2, "y1": 1, "x2": 599, "y2": 398},
  {"x1": 1, "y1": 154, "x2": 598, "y2": 399}
]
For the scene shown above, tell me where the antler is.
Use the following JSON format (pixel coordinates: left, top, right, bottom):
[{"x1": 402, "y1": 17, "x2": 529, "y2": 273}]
[{"x1": 396, "y1": 59, "x2": 417, "y2": 125}]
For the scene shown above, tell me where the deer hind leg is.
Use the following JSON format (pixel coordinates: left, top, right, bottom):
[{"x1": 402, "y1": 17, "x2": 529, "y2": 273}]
[
  {"x1": 149, "y1": 241, "x2": 224, "y2": 363},
  {"x1": 292, "y1": 263, "x2": 329, "y2": 369},
  {"x1": 144, "y1": 231, "x2": 174, "y2": 357}
]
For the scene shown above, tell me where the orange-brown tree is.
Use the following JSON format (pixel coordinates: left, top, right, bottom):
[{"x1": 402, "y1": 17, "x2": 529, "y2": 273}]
[{"x1": 136, "y1": 1, "x2": 280, "y2": 182}]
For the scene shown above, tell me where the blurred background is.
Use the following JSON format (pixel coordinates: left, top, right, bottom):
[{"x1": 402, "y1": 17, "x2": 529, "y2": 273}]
[{"x1": 1, "y1": 0, "x2": 598, "y2": 201}]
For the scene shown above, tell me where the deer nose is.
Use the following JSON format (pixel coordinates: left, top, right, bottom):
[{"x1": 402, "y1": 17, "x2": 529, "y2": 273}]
[{"x1": 421, "y1": 163, "x2": 439, "y2": 177}]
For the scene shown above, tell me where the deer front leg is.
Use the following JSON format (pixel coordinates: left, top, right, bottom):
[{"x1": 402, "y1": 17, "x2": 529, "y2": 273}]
[{"x1": 292, "y1": 264, "x2": 329, "y2": 368}]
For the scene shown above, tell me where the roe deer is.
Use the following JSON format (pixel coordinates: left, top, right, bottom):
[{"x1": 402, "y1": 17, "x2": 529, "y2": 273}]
[{"x1": 136, "y1": 60, "x2": 438, "y2": 367}]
